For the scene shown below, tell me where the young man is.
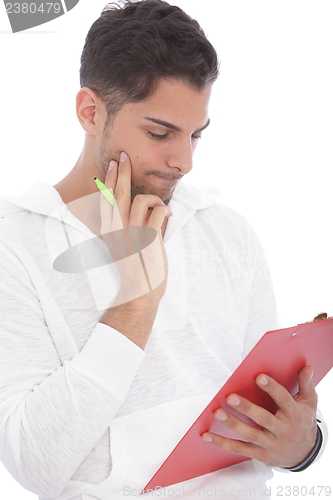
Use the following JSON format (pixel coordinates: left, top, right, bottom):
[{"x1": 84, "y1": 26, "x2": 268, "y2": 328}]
[{"x1": 0, "y1": 1, "x2": 326, "y2": 499}]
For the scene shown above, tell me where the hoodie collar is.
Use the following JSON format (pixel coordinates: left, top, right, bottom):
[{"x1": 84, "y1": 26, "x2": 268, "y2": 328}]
[
  {"x1": 0, "y1": 180, "x2": 220, "y2": 240},
  {"x1": 164, "y1": 181, "x2": 220, "y2": 242}
]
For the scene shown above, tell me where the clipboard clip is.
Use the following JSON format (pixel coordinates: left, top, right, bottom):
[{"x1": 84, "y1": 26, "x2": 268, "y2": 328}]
[
  {"x1": 313, "y1": 312, "x2": 329, "y2": 322},
  {"x1": 297, "y1": 312, "x2": 333, "y2": 326},
  {"x1": 304, "y1": 312, "x2": 333, "y2": 323}
]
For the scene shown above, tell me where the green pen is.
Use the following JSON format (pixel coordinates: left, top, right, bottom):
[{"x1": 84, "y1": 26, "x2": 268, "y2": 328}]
[{"x1": 93, "y1": 176, "x2": 115, "y2": 206}]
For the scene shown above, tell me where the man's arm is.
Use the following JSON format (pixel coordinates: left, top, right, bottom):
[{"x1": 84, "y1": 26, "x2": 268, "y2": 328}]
[
  {"x1": 100, "y1": 298, "x2": 161, "y2": 350},
  {"x1": 0, "y1": 238, "x2": 140, "y2": 498},
  {"x1": 98, "y1": 152, "x2": 172, "y2": 349},
  {"x1": 0, "y1": 153, "x2": 170, "y2": 496}
]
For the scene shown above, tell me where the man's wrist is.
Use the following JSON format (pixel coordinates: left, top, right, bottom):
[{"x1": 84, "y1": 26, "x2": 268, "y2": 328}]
[
  {"x1": 283, "y1": 424, "x2": 323, "y2": 472},
  {"x1": 100, "y1": 295, "x2": 161, "y2": 350}
]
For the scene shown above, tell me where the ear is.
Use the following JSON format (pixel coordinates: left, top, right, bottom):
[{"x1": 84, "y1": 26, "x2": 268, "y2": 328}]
[{"x1": 76, "y1": 87, "x2": 107, "y2": 135}]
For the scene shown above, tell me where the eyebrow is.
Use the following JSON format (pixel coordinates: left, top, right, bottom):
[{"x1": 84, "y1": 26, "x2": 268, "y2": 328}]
[{"x1": 143, "y1": 117, "x2": 211, "y2": 134}]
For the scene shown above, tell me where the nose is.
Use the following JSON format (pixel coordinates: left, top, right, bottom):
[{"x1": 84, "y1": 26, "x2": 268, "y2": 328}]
[{"x1": 166, "y1": 138, "x2": 194, "y2": 175}]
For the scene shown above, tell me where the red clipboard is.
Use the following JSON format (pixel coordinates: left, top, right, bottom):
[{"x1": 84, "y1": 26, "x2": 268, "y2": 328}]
[{"x1": 143, "y1": 316, "x2": 333, "y2": 493}]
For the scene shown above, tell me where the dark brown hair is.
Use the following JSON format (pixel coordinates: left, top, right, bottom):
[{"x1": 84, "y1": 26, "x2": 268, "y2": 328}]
[{"x1": 80, "y1": 0, "x2": 219, "y2": 118}]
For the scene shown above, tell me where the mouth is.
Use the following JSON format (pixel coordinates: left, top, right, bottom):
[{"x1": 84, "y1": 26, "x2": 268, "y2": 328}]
[{"x1": 150, "y1": 173, "x2": 182, "y2": 186}]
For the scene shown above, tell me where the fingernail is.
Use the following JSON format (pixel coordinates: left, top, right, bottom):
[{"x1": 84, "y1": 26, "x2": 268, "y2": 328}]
[
  {"x1": 202, "y1": 434, "x2": 213, "y2": 443},
  {"x1": 216, "y1": 410, "x2": 228, "y2": 421},
  {"x1": 120, "y1": 152, "x2": 128, "y2": 162},
  {"x1": 228, "y1": 395, "x2": 240, "y2": 406},
  {"x1": 258, "y1": 375, "x2": 268, "y2": 386},
  {"x1": 109, "y1": 160, "x2": 117, "y2": 170}
]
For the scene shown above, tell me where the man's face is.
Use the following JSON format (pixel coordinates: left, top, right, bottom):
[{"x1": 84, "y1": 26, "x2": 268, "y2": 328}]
[{"x1": 98, "y1": 78, "x2": 212, "y2": 204}]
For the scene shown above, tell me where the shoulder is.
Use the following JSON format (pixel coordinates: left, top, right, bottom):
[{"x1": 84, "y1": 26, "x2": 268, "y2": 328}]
[
  {"x1": 0, "y1": 212, "x2": 51, "y2": 281},
  {"x1": 0, "y1": 181, "x2": 63, "y2": 250},
  {"x1": 204, "y1": 201, "x2": 250, "y2": 228},
  {"x1": 0, "y1": 210, "x2": 46, "y2": 243}
]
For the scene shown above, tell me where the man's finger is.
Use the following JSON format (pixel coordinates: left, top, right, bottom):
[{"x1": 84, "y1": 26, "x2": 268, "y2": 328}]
[
  {"x1": 114, "y1": 152, "x2": 131, "y2": 225},
  {"x1": 222, "y1": 395, "x2": 278, "y2": 435},
  {"x1": 100, "y1": 160, "x2": 118, "y2": 234},
  {"x1": 129, "y1": 194, "x2": 170, "y2": 227},
  {"x1": 294, "y1": 365, "x2": 318, "y2": 406},
  {"x1": 202, "y1": 432, "x2": 261, "y2": 461},
  {"x1": 145, "y1": 205, "x2": 173, "y2": 233},
  {"x1": 255, "y1": 374, "x2": 296, "y2": 417},
  {"x1": 104, "y1": 159, "x2": 118, "y2": 193},
  {"x1": 213, "y1": 405, "x2": 270, "y2": 446}
]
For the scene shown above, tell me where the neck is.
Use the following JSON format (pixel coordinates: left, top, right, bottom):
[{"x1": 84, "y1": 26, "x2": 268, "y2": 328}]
[{"x1": 54, "y1": 140, "x2": 100, "y2": 205}]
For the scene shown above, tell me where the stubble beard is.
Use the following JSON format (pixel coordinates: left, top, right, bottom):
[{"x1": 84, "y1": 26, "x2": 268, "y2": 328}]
[
  {"x1": 129, "y1": 179, "x2": 175, "y2": 206},
  {"x1": 99, "y1": 132, "x2": 178, "y2": 206}
]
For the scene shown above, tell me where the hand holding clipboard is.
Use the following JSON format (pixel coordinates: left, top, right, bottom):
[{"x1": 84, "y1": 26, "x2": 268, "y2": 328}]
[{"x1": 143, "y1": 314, "x2": 333, "y2": 493}]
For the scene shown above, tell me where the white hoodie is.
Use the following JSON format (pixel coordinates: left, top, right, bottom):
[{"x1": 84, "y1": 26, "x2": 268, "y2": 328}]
[{"x1": 0, "y1": 181, "x2": 326, "y2": 500}]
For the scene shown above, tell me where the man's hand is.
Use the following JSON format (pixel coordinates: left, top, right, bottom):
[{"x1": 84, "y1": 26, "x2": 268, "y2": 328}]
[
  {"x1": 202, "y1": 365, "x2": 318, "y2": 468},
  {"x1": 99, "y1": 152, "x2": 172, "y2": 349}
]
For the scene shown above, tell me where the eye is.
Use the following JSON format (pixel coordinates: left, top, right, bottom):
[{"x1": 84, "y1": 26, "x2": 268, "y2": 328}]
[
  {"x1": 148, "y1": 131, "x2": 169, "y2": 140},
  {"x1": 148, "y1": 131, "x2": 202, "y2": 141}
]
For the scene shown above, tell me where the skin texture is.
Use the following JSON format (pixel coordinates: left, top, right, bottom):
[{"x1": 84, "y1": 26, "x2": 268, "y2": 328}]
[{"x1": 54, "y1": 77, "x2": 318, "y2": 470}]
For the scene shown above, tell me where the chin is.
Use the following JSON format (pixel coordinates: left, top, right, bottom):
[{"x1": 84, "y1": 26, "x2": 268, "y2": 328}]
[
  {"x1": 162, "y1": 193, "x2": 173, "y2": 205},
  {"x1": 130, "y1": 182, "x2": 176, "y2": 206}
]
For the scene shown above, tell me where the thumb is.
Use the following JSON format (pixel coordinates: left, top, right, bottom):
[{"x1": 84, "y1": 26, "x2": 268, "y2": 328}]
[{"x1": 295, "y1": 365, "x2": 317, "y2": 406}]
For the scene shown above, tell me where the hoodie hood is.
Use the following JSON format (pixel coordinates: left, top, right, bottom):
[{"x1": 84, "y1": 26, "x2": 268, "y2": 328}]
[{"x1": 0, "y1": 181, "x2": 63, "y2": 219}]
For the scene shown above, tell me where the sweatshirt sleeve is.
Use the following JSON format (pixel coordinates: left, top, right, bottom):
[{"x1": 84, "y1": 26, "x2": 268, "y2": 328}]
[{"x1": 0, "y1": 235, "x2": 145, "y2": 498}]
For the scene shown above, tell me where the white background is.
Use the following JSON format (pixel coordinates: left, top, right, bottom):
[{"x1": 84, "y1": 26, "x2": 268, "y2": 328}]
[{"x1": 0, "y1": 0, "x2": 332, "y2": 498}]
